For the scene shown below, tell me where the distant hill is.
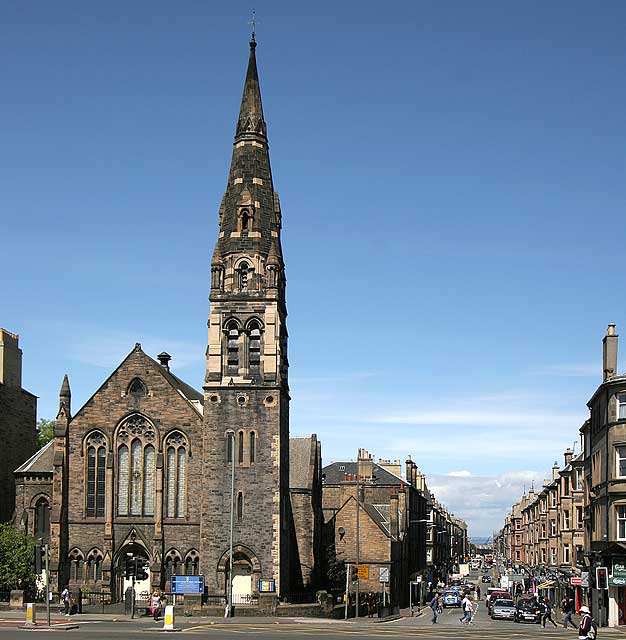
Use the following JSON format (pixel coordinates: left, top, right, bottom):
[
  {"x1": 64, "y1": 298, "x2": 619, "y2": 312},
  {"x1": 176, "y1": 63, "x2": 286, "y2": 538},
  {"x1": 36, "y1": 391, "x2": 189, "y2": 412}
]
[{"x1": 470, "y1": 537, "x2": 491, "y2": 545}]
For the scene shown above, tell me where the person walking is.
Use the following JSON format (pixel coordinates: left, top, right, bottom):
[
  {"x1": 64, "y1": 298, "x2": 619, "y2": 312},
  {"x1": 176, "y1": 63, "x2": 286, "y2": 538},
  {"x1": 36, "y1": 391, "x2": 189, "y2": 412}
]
[
  {"x1": 476, "y1": 585, "x2": 481, "y2": 600},
  {"x1": 460, "y1": 593, "x2": 473, "y2": 624},
  {"x1": 562, "y1": 595, "x2": 576, "y2": 629},
  {"x1": 150, "y1": 591, "x2": 160, "y2": 622},
  {"x1": 61, "y1": 587, "x2": 70, "y2": 616},
  {"x1": 577, "y1": 606, "x2": 597, "y2": 639},
  {"x1": 430, "y1": 592, "x2": 440, "y2": 624},
  {"x1": 543, "y1": 598, "x2": 558, "y2": 628}
]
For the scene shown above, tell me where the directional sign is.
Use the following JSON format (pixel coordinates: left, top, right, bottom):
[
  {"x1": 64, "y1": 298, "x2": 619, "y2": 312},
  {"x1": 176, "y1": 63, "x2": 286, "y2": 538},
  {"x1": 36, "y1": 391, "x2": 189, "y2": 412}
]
[
  {"x1": 379, "y1": 567, "x2": 389, "y2": 583},
  {"x1": 170, "y1": 575, "x2": 205, "y2": 594}
]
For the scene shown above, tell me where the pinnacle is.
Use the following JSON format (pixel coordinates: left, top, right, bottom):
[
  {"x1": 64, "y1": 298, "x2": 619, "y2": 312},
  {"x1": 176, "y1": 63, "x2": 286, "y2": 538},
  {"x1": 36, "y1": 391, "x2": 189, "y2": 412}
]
[{"x1": 236, "y1": 39, "x2": 266, "y2": 140}]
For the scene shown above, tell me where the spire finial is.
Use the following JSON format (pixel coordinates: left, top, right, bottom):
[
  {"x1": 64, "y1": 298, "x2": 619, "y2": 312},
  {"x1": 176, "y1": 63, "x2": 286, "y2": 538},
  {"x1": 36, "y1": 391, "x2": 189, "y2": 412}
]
[{"x1": 249, "y1": 9, "x2": 256, "y2": 45}]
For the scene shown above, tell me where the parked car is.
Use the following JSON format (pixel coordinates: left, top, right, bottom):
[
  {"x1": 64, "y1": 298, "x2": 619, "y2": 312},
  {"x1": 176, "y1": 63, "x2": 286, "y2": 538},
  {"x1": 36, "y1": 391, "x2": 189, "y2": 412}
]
[
  {"x1": 442, "y1": 590, "x2": 462, "y2": 608},
  {"x1": 515, "y1": 598, "x2": 542, "y2": 624},
  {"x1": 491, "y1": 598, "x2": 516, "y2": 621},
  {"x1": 481, "y1": 575, "x2": 492, "y2": 583}
]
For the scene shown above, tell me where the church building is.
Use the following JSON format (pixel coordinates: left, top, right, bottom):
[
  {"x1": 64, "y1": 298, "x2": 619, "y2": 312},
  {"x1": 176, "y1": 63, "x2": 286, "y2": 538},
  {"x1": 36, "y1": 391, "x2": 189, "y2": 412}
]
[{"x1": 13, "y1": 35, "x2": 322, "y2": 603}]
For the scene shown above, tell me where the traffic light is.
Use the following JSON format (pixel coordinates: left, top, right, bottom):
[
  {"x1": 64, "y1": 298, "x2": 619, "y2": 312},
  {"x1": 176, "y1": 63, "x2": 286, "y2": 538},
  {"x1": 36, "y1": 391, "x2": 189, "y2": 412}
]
[
  {"x1": 596, "y1": 566, "x2": 608, "y2": 590},
  {"x1": 135, "y1": 561, "x2": 149, "y2": 581},
  {"x1": 33, "y1": 544, "x2": 43, "y2": 574},
  {"x1": 125, "y1": 558, "x2": 136, "y2": 579},
  {"x1": 351, "y1": 565, "x2": 359, "y2": 582}
]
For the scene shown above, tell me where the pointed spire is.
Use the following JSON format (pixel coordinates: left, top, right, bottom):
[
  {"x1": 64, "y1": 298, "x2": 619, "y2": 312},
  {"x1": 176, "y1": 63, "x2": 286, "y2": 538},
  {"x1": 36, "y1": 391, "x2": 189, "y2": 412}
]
[
  {"x1": 60, "y1": 374, "x2": 71, "y2": 400},
  {"x1": 235, "y1": 38, "x2": 266, "y2": 141},
  {"x1": 57, "y1": 374, "x2": 71, "y2": 420},
  {"x1": 266, "y1": 238, "x2": 281, "y2": 266}
]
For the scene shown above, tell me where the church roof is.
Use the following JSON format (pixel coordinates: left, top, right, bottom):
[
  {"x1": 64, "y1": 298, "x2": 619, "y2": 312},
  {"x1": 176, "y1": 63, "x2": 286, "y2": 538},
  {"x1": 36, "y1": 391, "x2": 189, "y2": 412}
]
[{"x1": 14, "y1": 440, "x2": 54, "y2": 475}]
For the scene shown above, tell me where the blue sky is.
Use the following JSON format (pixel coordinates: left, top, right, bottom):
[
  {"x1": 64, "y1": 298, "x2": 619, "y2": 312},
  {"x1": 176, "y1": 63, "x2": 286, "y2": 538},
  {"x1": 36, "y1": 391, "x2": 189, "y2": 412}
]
[{"x1": 2, "y1": 1, "x2": 625, "y2": 537}]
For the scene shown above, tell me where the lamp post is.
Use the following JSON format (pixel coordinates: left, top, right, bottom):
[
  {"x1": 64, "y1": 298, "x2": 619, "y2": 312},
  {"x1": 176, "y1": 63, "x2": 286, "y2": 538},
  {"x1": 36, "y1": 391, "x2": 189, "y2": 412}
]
[{"x1": 226, "y1": 430, "x2": 236, "y2": 618}]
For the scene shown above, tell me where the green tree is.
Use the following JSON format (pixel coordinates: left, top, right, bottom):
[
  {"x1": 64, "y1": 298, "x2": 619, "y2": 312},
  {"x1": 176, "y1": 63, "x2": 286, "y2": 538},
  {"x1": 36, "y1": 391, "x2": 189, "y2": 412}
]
[
  {"x1": 36, "y1": 418, "x2": 55, "y2": 449},
  {"x1": 0, "y1": 524, "x2": 36, "y2": 593}
]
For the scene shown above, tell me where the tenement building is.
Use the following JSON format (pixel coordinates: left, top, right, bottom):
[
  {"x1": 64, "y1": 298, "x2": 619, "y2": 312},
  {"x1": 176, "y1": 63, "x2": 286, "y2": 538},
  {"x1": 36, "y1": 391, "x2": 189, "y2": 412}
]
[
  {"x1": 13, "y1": 36, "x2": 322, "y2": 602},
  {"x1": 0, "y1": 328, "x2": 36, "y2": 523}
]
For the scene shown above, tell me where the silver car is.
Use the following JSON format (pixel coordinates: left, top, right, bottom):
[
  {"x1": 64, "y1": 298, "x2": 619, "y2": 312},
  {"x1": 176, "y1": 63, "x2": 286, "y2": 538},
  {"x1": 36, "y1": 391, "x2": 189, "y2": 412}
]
[{"x1": 491, "y1": 598, "x2": 516, "y2": 620}]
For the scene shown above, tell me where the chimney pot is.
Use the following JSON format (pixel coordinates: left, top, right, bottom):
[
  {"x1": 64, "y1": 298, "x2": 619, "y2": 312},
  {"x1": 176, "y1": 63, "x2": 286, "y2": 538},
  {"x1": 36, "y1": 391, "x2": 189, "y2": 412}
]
[{"x1": 157, "y1": 352, "x2": 172, "y2": 370}]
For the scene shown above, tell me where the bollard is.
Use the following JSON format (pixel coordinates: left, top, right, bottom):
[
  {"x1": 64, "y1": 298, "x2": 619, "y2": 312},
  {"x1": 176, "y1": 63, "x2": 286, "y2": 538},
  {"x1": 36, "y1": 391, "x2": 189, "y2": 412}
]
[
  {"x1": 163, "y1": 604, "x2": 175, "y2": 631},
  {"x1": 25, "y1": 602, "x2": 37, "y2": 627}
]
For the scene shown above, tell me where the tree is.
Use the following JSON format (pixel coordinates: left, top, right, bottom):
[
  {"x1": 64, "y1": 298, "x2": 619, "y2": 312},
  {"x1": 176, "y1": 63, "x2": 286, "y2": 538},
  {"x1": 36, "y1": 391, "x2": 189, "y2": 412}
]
[
  {"x1": 0, "y1": 524, "x2": 36, "y2": 593},
  {"x1": 324, "y1": 543, "x2": 346, "y2": 589},
  {"x1": 36, "y1": 418, "x2": 55, "y2": 449}
]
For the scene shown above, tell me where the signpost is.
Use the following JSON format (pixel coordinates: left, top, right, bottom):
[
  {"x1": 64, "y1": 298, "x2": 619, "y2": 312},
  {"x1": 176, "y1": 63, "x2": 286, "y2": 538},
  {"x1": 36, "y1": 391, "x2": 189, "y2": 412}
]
[
  {"x1": 170, "y1": 575, "x2": 205, "y2": 594},
  {"x1": 379, "y1": 567, "x2": 390, "y2": 607}
]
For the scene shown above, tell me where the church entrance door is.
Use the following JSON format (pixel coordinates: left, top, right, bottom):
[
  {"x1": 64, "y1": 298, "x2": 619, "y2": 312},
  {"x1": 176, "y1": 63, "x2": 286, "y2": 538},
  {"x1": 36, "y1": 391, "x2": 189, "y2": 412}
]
[
  {"x1": 231, "y1": 561, "x2": 253, "y2": 603},
  {"x1": 115, "y1": 543, "x2": 151, "y2": 603}
]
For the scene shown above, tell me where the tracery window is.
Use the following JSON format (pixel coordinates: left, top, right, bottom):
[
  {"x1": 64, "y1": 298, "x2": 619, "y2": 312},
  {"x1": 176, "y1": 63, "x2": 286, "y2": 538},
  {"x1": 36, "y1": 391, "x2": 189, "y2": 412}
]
[
  {"x1": 165, "y1": 431, "x2": 188, "y2": 519},
  {"x1": 184, "y1": 550, "x2": 199, "y2": 576},
  {"x1": 69, "y1": 549, "x2": 84, "y2": 582},
  {"x1": 86, "y1": 431, "x2": 107, "y2": 518},
  {"x1": 86, "y1": 549, "x2": 103, "y2": 582},
  {"x1": 164, "y1": 550, "x2": 182, "y2": 581},
  {"x1": 116, "y1": 415, "x2": 157, "y2": 517}
]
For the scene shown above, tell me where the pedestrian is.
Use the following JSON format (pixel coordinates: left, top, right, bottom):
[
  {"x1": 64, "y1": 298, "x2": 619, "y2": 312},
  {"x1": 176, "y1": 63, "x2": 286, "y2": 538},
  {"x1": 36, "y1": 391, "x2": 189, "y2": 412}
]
[
  {"x1": 562, "y1": 595, "x2": 576, "y2": 629},
  {"x1": 577, "y1": 606, "x2": 597, "y2": 640},
  {"x1": 61, "y1": 587, "x2": 70, "y2": 616},
  {"x1": 460, "y1": 593, "x2": 473, "y2": 624},
  {"x1": 150, "y1": 591, "x2": 160, "y2": 621},
  {"x1": 543, "y1": 598, "x2": 558, "y2": 628},
  {"x1": 476, "y1": 585, "x2": 481, "y2": 600},
  {"x1": 367, "y1": 592, "x2": 375, "y2": 618},
  {"x1": 430, "y1": 592, "x2": 440, "y2": 624}
]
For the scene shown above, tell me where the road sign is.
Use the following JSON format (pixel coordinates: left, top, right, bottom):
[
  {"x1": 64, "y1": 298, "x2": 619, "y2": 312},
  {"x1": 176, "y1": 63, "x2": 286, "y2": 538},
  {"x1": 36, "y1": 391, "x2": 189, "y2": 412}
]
[
  {"x1": 581, "y1": 572, "x2": 589, "y2": 588},
  {"x1": 570, "y1": 577, "x2": 582, "y2": 586},
  {"x1": 170, "y1": 575, "x2": 205, "y2": 594},
  {"x1": 379, "y1": 567, "x2": 389, "y2": 583},
  {"x1": 356, "y1": 565, "x2": 369, "y2": 579}
]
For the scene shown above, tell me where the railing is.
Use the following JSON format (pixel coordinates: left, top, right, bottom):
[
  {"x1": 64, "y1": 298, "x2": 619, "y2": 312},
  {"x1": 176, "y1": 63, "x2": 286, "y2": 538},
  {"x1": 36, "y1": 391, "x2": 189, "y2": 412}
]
[
  {"x1": 232, "y1": 593, "x2": 258, "y2": 606},
  {"x1": 202, "y1": 594, "x2": 226, "y2": 607}
]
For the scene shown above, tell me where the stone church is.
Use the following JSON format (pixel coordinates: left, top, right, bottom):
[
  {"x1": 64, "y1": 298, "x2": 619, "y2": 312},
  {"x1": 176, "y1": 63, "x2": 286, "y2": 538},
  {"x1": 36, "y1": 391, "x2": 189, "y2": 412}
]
[{"x1": 13, "y1": 36, "x2": 323, "y2": 602}]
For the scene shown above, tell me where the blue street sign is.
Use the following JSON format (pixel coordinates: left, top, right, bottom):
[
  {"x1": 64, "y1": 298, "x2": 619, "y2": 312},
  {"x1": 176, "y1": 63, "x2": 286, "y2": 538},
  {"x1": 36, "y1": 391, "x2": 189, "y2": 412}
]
[{"x1": 170, "y1": 575, "x2": 205, "y2": 594}]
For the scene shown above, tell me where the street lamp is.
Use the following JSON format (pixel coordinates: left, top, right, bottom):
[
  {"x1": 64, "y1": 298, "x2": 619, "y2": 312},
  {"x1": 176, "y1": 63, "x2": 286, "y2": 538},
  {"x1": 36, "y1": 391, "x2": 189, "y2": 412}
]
[{"x1": 226, "y1": 430, "x2": 236, "y2": 618}]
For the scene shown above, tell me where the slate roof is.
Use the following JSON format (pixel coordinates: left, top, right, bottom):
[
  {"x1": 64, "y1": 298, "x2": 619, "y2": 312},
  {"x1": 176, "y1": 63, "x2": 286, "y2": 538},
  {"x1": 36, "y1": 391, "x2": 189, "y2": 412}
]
[
  {"x1": 322, "y1": 461, "x2": 407, "y2": 486},
  {"x1": 290, "y1": 437, "x2": 313, "y2": 489},
  {"x1": 15, "y1": 440, "x2": 54, "y2": 475}
]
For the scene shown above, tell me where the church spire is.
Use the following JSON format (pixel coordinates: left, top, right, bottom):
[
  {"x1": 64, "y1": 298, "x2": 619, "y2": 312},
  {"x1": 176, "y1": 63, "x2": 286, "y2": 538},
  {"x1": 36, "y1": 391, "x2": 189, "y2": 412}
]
[{"x1": 235, "y1": 37, "x2": 266, "y2": 142}]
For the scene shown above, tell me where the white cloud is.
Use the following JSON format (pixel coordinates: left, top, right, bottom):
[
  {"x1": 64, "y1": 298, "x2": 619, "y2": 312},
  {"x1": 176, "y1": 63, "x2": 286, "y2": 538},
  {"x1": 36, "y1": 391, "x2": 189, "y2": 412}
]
[{"x1": 448, "y1": 470, "x2": 472, "y2": 477}]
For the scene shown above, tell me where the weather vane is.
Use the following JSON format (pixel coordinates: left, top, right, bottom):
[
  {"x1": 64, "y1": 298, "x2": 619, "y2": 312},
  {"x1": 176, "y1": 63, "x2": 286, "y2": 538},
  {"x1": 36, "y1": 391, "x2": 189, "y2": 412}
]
[{"x1": 249, "y1": 9, "x2": 256, "y2": 42}]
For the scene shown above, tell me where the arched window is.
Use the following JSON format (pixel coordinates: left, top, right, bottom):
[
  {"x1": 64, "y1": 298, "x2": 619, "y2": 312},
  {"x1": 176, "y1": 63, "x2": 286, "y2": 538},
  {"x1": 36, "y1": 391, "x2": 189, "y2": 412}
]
[
  {"x1": 248, "y1": 322, "x2": 261, "y2": 374},
  {"x1": 249, "y1": 432, "x2": 256, "y2": 464},
  {"x1": 86, "y1": 550, "x2": 103, "y2": 582},
  {"x1": 165, "y1": 432, "x2": 188, "y2": 519},
  {"x1": 239, "y1": 262, "x2": 249, "y2": 291},
  {"x1": 68, "y1": 549, "x2": 84, "y2": 582},
  {"x1": 184, "y1": 550, "x2": 199, "y2": 576},
  {"x1": 85, "y1": 431, "x2": 107, "y2": 518},
  {"x1": 226, "y1": 322, "x2": 240, "y2": 375},
  {"x1": 237, "y1": 492, "x2": 244, "y2": 521},
  {"x1": 164, "y1": 550, "x2": 182, "y2": 580},
  {"x1": 116, "y1": 415, "x2": 157, "y2": 517},
  {"x1": 241, "y1": 210, "x2": 250, "y2": 231},
  {"x1": 128, "y1": 378, "x2": 148, "y2": 397},
  {"x1": 238, "y1": 431, "x2": 244, "y2": 464},
  {"x1": 226, "y1": 432, "x2": 233, "y2": 463},
  {"x1": 34, "y1": 497, "x2": 50, "y2": 540}
]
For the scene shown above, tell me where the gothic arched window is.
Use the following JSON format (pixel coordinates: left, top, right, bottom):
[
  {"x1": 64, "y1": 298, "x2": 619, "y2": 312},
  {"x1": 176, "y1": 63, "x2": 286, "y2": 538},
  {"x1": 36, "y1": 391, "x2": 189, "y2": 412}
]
[
  {"x1": 248, "y1": 322, "x2": 261, "y2": 374},
  {"x1": 86, "y1": 549, "x2": 103, "y2": 582},
  {"x1": 164, "y1": 550, "x2": 182, "y2": 580},
  {"x1": 239, "y1": 262, "x2": 249, "y2": 291},
  {"x1": 184, "y1": 550, "x2": 199, "y2": 576},
  {"x1": 128, "y1": 378, "x2": 148, "y2": 397},
  {"x1": 226, "y1": 432, "x2": 234, "y2": 463},
  {"x1": 34, "y1": 497, "x2": 50, "y2": 540},
  {"x1": 226, "y1": 321, "x2": 240, "y2": 375},
  {"x1": 85, "y1": 431, "x2": 107, "y2": 518},
  {"x1": 241, "y1": 210, "x2": 250, "y2": 231},
  {"x1": 249, "y1": 431, "x2": 256, "y2": 464},
  {"x1": 116, "y1": 415, "x2": 157, "y2": 517},
  {"x1": 237, "y1": 492, "x2": 244, "y2": 521},
  {"x1": 238, "y1": 430, "x2": 244, "y2": 464},
  {"x1": 69, "y1": 549, "x2": 84, "y2": 582},
  {"x1": 165, "y1": 431, "x2": 188, "y2": 519}
]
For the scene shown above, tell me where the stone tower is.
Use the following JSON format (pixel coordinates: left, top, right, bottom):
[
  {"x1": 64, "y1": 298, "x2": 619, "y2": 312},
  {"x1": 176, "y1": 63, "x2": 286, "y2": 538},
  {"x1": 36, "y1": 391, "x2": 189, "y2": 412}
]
[{"x1": 201, "y1": 35, "x2": 290, "y2": 597}]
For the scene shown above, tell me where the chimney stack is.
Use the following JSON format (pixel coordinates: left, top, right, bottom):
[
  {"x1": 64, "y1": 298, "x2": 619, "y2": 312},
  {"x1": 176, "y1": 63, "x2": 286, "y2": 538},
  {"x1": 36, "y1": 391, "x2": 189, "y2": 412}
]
[
  {"x1": 0, "y1": 328, "x2": 22, "y2": 388},
  {"x1": 552, "y1": 461, "x2": 560, "y2": 481},
  {"x1": 603, "y1": 323, "x2": 618, "y2": 381},
  {"x1": 390, "y1": 488, "x2": 399, "y2": 539},
  {"x1": 157, "y1": 352, "x2": 172, "y2": 371},
  {"x1": 564, "y1": 448, "x2": 573, "y2": 466},
  {"x1": 357, "y1": 448, "x2": 374, "y2": 480}
]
